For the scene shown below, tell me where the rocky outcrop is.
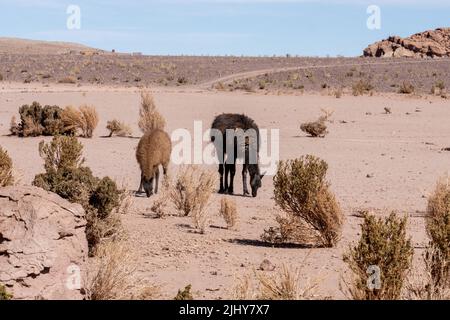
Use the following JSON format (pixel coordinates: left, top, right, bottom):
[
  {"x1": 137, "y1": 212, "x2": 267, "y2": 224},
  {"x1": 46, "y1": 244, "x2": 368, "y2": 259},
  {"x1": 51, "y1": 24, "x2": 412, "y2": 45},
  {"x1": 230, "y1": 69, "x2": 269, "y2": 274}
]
[
  {"x1": 0, "y1": 186, "x2": 88, "y2": 300},
  {"x1": 364, "y1": 28, "x2": 450, "y2": 58}
]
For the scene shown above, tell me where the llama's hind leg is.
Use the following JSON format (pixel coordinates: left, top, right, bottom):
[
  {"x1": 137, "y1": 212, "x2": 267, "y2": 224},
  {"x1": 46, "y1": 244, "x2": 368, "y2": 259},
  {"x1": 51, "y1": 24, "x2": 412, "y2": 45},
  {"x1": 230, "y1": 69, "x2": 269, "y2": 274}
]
[
  {"x1": 226, "y1": 163, "x2": 236, "y2": 194},
  {"x1": 154, "y1": 168, "x2": 160, "y2": 194},
  {"x1": 136, "y1": 173, "x2": 144, "y2": 194}
]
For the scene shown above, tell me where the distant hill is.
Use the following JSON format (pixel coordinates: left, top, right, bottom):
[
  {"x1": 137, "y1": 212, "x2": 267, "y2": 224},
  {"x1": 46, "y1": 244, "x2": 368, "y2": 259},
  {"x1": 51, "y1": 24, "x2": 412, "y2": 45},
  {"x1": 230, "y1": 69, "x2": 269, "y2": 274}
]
[
  {"x1": 363, "y1": 27, "x2": 450, "y2": 58},
  {"x1": 0, "y1": 37, "x2": 102, "y2": 55}
]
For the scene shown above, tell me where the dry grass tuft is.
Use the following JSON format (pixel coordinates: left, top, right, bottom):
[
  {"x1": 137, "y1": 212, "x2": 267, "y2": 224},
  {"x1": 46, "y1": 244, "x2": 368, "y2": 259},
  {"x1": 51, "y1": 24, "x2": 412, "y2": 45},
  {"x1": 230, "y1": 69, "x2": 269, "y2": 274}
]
[
  {"x1": 138, "y1": 91, "x2": 166, "y2": 133},
  {"x1": 0, "y1": 146, "x2": 14, "y2": 187},
  {"x1": 398, "y1": 82, "x2": 415, "y2": 94},
  {"x1": 265, "y1": 156, "x2": 343, "y2": 247},
  {"x1": 343, "y1": 212, "x2": 413, "y2": 300},
  {"x1": 233, "y1": 264, "x2": 320, "y2": 300},
  {"x1": 219, "y1": 197, "x2": 238, "y2": 229},
  {"x1": 87, "y1": 240, "x2": 158, "y2": 300},
  {"x1": 106, "y1": 119, "x2": 132, "y2": 137},
  {"x1": 300, "y1": 117, "x2": 328, "y2": 138},
  {"x1": 174, "y1": 285, "x2": 194, "y2": 300},
  {"x1": 170, "y1": 166, "x2": 216, "y2": 233},
  {"x1": 150, "y1": 178, "x2": 171, "y2": 218},
  {"x1": 61, "y1": 105, "x2": 99, "y2": 138}
]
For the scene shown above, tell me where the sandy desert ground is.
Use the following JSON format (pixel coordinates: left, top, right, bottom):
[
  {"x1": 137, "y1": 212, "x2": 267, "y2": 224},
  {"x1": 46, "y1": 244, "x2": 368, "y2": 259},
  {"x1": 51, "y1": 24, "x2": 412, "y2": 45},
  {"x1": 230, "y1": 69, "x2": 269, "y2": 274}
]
[{"x1": 1, "y1": 81, "x2": 449, "y2": 299}]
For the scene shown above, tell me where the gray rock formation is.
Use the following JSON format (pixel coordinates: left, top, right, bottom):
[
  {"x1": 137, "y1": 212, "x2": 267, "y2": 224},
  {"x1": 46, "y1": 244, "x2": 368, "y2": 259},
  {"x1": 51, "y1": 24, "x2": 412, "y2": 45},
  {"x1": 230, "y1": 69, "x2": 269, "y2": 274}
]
[{"x1": 0, "y1": 186, "x2": 88, "y2": 300}]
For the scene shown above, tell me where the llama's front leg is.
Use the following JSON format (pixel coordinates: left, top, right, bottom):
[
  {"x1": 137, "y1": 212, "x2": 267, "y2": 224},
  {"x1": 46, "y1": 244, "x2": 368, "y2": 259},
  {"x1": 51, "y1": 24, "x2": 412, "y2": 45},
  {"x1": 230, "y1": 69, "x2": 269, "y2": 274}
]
[
  {"x1": 227, "y1": 163, "x2": 236, "y2": 195},
  {"x1": 218, "y1": 164, "x2": 225, "y2": 194},
  {"x1": 154, "y1": 168, "x2": 160, "y2": 194},
  {"x1": 137, "y1": 173, "x2": 144, "y2": 194},
  {"x1": 224, "y1": 164, "x2": 230, "y2": 193},
  {"x1": 242, "y1": 164, "x2": 250, "y2": 196}
]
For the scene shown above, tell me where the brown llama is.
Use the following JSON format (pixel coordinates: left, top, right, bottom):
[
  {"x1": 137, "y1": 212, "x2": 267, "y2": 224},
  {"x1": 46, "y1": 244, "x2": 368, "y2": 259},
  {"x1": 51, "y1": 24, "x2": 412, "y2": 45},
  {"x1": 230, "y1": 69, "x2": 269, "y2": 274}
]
[
  {"x1": 136, "y1": 129, "x2": 172, "y2": 197},
  {"x1": 211, "y1": 113, "x2": 264, "y2": 197}
]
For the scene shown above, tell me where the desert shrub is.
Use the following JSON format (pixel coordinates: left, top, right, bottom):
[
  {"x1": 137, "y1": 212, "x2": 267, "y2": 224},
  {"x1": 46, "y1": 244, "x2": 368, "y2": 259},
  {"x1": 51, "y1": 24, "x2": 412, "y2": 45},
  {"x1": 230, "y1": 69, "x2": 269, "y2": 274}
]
[
  {"x1": 32, "y1": 136, "x2": 123, "y2": 254},
  {"x1": 150, "y1": 179, "x2": 170, "y2": 218},
  {"x1": 233, "y1": 265, "x2": 318, "y2": 300},
  {"x1": 170, "y1": 166, "x2": 215, "y2": 233},
  {"x1": 425, "y1": 178, "x2": 450, "y2": 291},
  {"x1": 10, "y1": 102, "x2": 70, "y2": 137},
  {"x1": 267, "y1": 156, "x2": 343, "y2": 247},
  {"x1": 106, "y1": 119, "x2": 132, "y2": 137},
  {"x1": 300, "y1": 119, "x2": 327, "y2": 138},
  {"x1": 343, "y1": 212, "x2": 413, "y2": 300},
  {"x1": 138, "y1": 91, "x2": 166, "y2": 133},
  {"x1": 58, "y1": 76, "x2": 77, "y2": 84},
  {"x1": 352, "y1": 80, "x2": 373, "y2": 96},
  {"x1": 431, "y1": 80, "x2": 446, "y2": 96},
  {"x1": 174, "y1": 285, "x2": 194, "y2": 300},
  {"x1": 87, "y1": 241, "x2": 157, "y2": 300},
  {"x1": 0, "y1": 284, "x2": 12, "y2": 300},
  {"x1": 61, "y1": 105, "x2": 99, "y2": 138},
  {"x1": 398, "y1": 82, "x2": 415, "y2": 94},
  {"x1": 219, "y1": 197, "x2": 238, "y2": 229},
  {"x1": 9, "y1": 116, "x2": 20, "y2": 136},
  {"x1": 0, "y1": 146, "x2": 14, "y2": 187}
]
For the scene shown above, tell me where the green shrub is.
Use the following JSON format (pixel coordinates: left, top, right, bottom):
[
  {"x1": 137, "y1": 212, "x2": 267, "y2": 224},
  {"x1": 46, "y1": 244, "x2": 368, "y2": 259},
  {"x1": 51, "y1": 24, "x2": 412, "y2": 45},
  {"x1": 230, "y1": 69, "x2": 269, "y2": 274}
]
[
  {"x1": 426, "y1": 178, "x2": 450, "y2": 291},
  {"x1": 33, "y1": 136, "x2": 123, "y2": 255},
  {"x1": 0, "y1": 284, "x2": 12, "y2": 300},
  {"x1": 266, "y1": 155, "x2": 343, "y2": 247},
  {"x1": 0, "y1": 146, "x2": 14, "y2": 187},
  {"x1": 343, "y1": 212, "x2": 413, "y2": 300},
  {"x1": 13, "y1": 102, "x2": 69, "y2": 137}
]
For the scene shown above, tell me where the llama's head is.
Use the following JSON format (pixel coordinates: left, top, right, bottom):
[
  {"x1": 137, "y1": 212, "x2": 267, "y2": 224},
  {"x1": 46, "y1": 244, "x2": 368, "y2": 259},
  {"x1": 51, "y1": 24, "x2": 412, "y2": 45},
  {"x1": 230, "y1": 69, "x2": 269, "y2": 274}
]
[
  {"x1": 142, "y1": 175, "x2": 154, "y2": 198},
  {"x1": 249, "y1": 164, "x2": 265, "y2": 197}
]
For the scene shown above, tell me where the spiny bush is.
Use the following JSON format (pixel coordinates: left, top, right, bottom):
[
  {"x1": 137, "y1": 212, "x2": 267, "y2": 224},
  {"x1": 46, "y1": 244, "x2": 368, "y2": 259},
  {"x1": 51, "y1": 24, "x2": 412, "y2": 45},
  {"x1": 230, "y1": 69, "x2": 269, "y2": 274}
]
[
  {"x1": 266, "y1": 156, "x2": 343, "y2": 247},
  {"x1": 425, "y1": 178, "x2": 450, "y2": 291},
  {"x1": 150, "y1": 179, "x2": 170, "y2": 218},
  {"x1": 0, "y1": 284, "x2": 12, "y2": 300},
  {"x1": 174, "y1": 285, "x2": 194, "y2": 300},
  {"x1": 0, "y1": 146, "x2": 14, "y2": 187},
  {"x1": 300, "y1": 119, "x2": 327, "y2": 138},
  {"x1": 32, "y1": 136, "x2": 123, "y2": 255},
  {"x1": 61, "y1": 105, "x2": 99, "y2": 138},
  {"x1": 343, "y1": 212, "x2": 413, "y2": 300},
  {"x1": 170, "y1": 166, "x2": 216, "y2": 233},
  {"x1": 398, "y1": 82, "x2": 415, "y2": 94},
  {"x1": 219, "y1": 197, "x2": 238, "y2": 229},
  {"x1": 352, "y1": 80, "x2": 374, "y2": 96},
  {"x1": 106, "y1": 119, "x2": 132, "y2": 137},
  {"x1": 138, "y1": 91, "x2": 166, "y2": 134}
]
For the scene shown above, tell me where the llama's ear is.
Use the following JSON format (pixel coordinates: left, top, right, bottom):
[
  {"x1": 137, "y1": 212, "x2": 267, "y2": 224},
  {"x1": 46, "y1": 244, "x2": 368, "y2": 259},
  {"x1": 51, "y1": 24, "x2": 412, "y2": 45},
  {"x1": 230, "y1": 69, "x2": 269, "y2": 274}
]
[{"x1": 260, "y1": 172, "x2": 267, "y2": 180}]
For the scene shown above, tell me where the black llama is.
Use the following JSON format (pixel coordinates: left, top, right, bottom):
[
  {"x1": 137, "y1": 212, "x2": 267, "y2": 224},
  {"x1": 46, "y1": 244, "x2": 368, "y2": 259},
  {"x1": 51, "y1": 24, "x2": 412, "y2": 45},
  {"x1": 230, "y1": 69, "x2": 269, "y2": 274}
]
[{"x1": 210, "y1": 113, "x2": 264, "y2": 197}]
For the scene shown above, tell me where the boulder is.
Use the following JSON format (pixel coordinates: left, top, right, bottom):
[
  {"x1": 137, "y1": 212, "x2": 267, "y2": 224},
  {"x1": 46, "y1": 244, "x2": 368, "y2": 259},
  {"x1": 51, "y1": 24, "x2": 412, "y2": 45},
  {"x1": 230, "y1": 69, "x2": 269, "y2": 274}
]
[
  {"x1": 0, "y1": 186, "x2": 88, "y2": 300},
  {"x1": 364, "y1": 27, "x2": 450, "y2": 58}
]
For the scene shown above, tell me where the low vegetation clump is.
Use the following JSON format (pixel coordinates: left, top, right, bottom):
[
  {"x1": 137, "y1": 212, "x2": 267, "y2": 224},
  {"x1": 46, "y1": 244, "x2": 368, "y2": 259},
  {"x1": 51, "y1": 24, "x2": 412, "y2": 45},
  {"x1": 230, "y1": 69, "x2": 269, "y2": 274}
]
[
  {"x1": 398, "y1": 82, "x2": 415, "y2": 94},
  {"x1": 0, "y1": 284, "x2": 12, "y2": 300},
  {"x1": 0, "y1": 146, "x2": 14, "y2": 187},
  {"x1": 10, "y1": 102, "x2": 69, "y2": 137},
  {"x1": 343, "y1": 212, "x2": 413, "y2": 300},
  {"x1": 138, "y1": 91, "x2": 166, "y2": 133},
  {"x1": 174, "y1": 285, "x2": 194, "y2": 300},
  {"x1": 149, "y1": 179, "x2": 171, "y2": 218},
  {"x1": 425, "y1": 178, "x2": 450, "y2": 292},
  {"x1": 300, "y1": 118, "x2": 327, "y2": 138},
  {"x1": 61, "y1": 105, "x2": 99, "y2": 138},
  {"x1": 32, "y1": 136, "x2": 123, "y2": 255},
  {"x1": 263, "y1": 156, "x2": 343, "y2": 247},
  {"x1": 58, "y1": 76, "x2": 77, "y2": 84},
  {"x1": 87, "y1": 241, "x2": 158, "y2": 300},
  {"x1": 106, "y1": 119, "x2": 132, "y2": 137},
  {"x1": 170, "y1": 166, "x2": 216, "y2": 233},
  {"x1": 234, "y1": 265, "x2": 318, "y2": 300},
  {"x1": 431, "y1": 81, "x2": 446, "y2": 96},
  {"x1": 352, "y1": 80, "x2": 374, "y2": 96},
  {"x1": 219, "y1": 197, "x2": 238, "y2": 229}
]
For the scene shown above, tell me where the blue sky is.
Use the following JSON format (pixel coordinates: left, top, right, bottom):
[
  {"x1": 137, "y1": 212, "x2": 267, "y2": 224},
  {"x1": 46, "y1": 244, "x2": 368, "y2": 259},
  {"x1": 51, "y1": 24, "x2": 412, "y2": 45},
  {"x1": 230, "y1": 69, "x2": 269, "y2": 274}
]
[{"x1": 0, "y1": 0, "x2": 449, "y2": 56}]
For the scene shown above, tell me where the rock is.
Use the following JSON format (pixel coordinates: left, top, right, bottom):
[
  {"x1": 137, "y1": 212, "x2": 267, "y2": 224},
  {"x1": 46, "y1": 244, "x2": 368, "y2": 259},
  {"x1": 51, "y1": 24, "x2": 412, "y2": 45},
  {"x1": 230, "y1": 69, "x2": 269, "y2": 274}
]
[
  {"x1": 259, "y1": 259, "x2": 276, "y2": 271},
  {"x1": 0, "y1": 186, "x2": 88, "y2": 300},
  {"x1": 364, "y1": 27, "x2": 450, "y2": 58}
]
